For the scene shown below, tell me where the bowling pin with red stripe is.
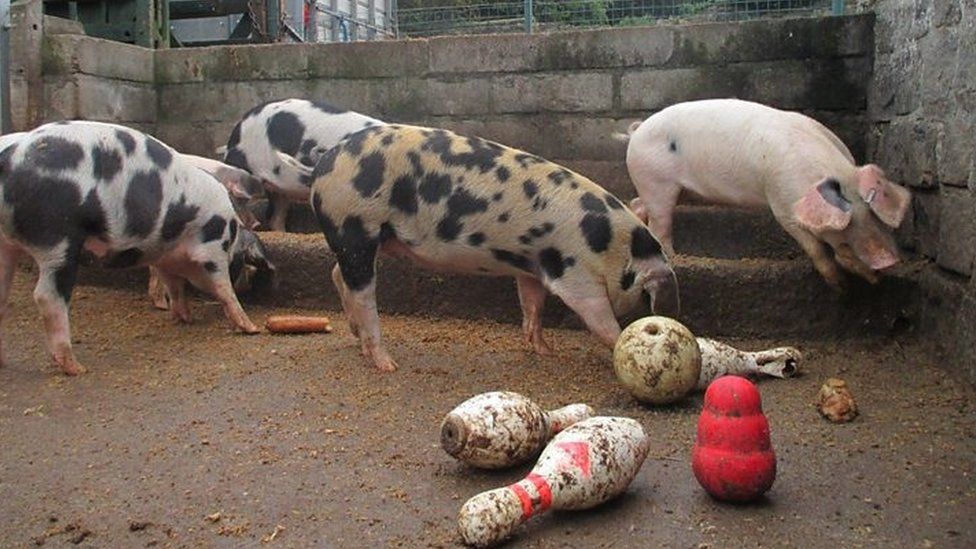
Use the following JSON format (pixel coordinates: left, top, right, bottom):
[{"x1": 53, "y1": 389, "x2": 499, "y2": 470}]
[{"x1": 457, "y1": 416, "x2": 650, "y2": 547}]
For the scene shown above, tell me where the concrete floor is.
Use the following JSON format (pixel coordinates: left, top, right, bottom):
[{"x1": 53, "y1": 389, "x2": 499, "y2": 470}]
[{"x1": 0, "y1": 279, "x2": 973, "y2": 548}]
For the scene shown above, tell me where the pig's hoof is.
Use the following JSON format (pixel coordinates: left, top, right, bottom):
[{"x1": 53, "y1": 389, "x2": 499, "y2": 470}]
[
  {"x1": 240, "y1": 323, "x2": 261, "y2": 335},
  {"x1": 59, "y1": 360, "x2": 87, "y2": 376},
  {"x1": 370, "y1": 354, "x2": 398, "y2": 372}
]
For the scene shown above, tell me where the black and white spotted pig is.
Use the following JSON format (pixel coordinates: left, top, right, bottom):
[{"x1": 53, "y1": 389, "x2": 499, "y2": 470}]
[
  {"x1": 0, "y1": 121, "x2": 263, "y2": 376},
  {"x1": 288, "y1": 124, "x2": 679, "y2": 372},
  {"x1": 222, "y1": 98, "x2": 384, "y2": 231}
]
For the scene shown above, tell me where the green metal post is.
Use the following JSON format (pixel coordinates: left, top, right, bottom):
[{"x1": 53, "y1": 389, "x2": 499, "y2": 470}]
[
  {"x1": 523, "y1": 0, "x2": 532, "y2": 33},
  {"x1": 832, "y1": 0, "x2": 844, "y2": 15},
  {"x1": 267, "y1": 0, "x2": 280, "y2": 41}
]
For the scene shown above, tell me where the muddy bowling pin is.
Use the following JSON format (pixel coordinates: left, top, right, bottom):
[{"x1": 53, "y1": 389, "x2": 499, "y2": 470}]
[
  {"x1": 441, "y1": 391, "x2": 594, "y2": 469},
  {"x1": 696, "y1": 338, "x2": 801, "y2": 390},
  {"x1": 457, "y1": 416, "x2": 650, "y2": 547}
]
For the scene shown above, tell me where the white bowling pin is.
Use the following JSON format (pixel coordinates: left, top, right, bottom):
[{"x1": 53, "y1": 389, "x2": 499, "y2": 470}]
[
  {"x1": 696, "y1": 338, "x2": 801, "y2": 390},
  {"x1": 441, "y1": 391, "x2": 594, "y2": 469},
  {"x1": 457, "y1": 416, "x2": 649, "y2": 547}
]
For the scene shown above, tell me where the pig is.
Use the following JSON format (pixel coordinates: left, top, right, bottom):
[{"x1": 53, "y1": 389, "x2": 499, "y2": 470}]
[
  {"x1": 147, "y1": 154, "x2": 275, "y2": 311},
  {"x1": 0, "y1": 121, "x2": 263, "y2": 376},
  {"x1": 281, "y1": 124, "x2": 679, "y2": 372},
  {"x1": 619, "y1": 99, "x2": 912, "y2": 288},
  {"x1": 221, "y1": 98, "x2": 385, "y2": 231}
]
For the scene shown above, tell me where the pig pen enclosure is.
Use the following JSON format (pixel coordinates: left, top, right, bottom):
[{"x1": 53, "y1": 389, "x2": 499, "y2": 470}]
[{"x1": 2, "y1": 0, "x2": 976, "y2": 547}]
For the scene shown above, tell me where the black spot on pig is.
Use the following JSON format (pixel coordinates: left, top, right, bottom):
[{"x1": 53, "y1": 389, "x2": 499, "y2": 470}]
[
  {"x1": 92, "y1": 145, "x2": 123, "y2": 182},
  {"x1": 103, "y1": 247, "x2": 143, "y2": 269},
  {"x1": 226, "y1": 121, "x2": 243, "y2": 150},
  {"x1": 390, "y1": 175, "x2": 418, "y2": 215},
  {"x1": 352, "y1": 152, "x2": 386, "y2": 198},
  {"x1": 160, "y1": 194, "x2": 200, "y2": 241},
  {"x1": 437, "y1": 217, "x2": 462, "y2": 242},
  {"x1": 496, "y1": 166, "x2": 510, "y2": 182},
  {"x1": 630, "y1": 226, "x2": 662, "y2": 258},
  {"x1": 1, "y1": 168, "x2": 79, "y2": 247},
  {"x1": 229, "y1": 218, "x2": 238, "y2": 245},
  {"x1": 407, "y1": 152, "x2": 424, "y2": 176},
  {"x1": 203, "y1": 261, "x2": 219, "y2": 273},
  {"x1": 316, "y1": 213, "x2": 378, "y2": 291},
  {"x1": 115, "y1": 130, "x2": 137, "y2": 155},
  {"x1": 26, "y1": 136, "x2": 84, "y2": 171},
  {"x1": 146, "y1": 137, "x2": 173, "y2": 170},
  {"x1": 422, "y1": 132, "x2": 503, "y2": 173},
  {"x1": 342, "y1": 126, "x2": 382, "y2": 156},
  {"x1": 548, "y1": 169, "x2": 573, "y2": 185},
  {"x1": 491, "y1": 249, "x2": 531, "y2": 273},
  {"x1": 447, "y1": 188, "x2": 489, "y2": 217},
  {"x1": 531, "y1": 196, "x2": 548, "y2": 211},
  {"x1": 419, "y1": 172, "x2": 452, "y2": 204},
  {"x1": 381, "y1": 134, "x2": 395, "y2": 147},
  {"x1": 201, "y1": 215, "x2": 227, "y2": 243},
  {"x1": 79, "y1": 190, "x2": 107, "y2": 236},
  {"x1": 522, "y1": 180, "x2": 538, "y2": 198},
  {"x1": 492, "y1": 192, "x2": 504, "y2": 202},
  {"x1": 224, "y1": 148, "x2": 250, "y2": 173},
  {"x1": 669, "y1": 140, "x2": 678, "y2": 153},
  {"x1": 124, "y1": 170, "x2": 163, "y2": 238},
  {"x1": 539, "y1": 247, "x2": 569, "y2": 279},
  {"x1": 604, "y1": 193, "x2": 624, "y2": 210},
  {"x1": 272, "y1": 165, "x2": 281, "y2": 176},
  {"x1": 299, "y1": 139, "x2": 318, "y2": 161},
  {"x1": 53, "y1": 242, "x2": 82, "y2": 302},
  {"x1": 580, "y1": 192, "x2": 608, "y2": 214},
  {"x1": 620, "y1": 270, "x2": 636, "y2": 290},
  {"x1": 267, "y1": 111, "x2": 305, "y2": 155},
  {"x1": 580, "y1": 215, "x2": 612, "y2": 253},
  {"x1": 379, "y1": 222, "x2": 396, "y2": 242},
  {"x1": 311, "y1": 101, "x2": 344, "y2": 114},
  {"x1": 468, "y1": 232, "x2": 485, "y2": 246},
  {"x1": 312, "y1": 147, "x2": 341, "y2": 180},
  {"x1": 498, "y1": 212, "x2": 510, "y2": 223},
  {"x1": 513, "y1": 153, "x2": 545, "y2": 168}
]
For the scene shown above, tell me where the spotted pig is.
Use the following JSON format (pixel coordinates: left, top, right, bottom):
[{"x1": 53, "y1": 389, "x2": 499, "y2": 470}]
[
  {"x1": 221, "y1": 98, "x2": 384, "y2": 231},
  {"x1": 289, "y1": 124, "x2": 679, "y2": 372},
  {"x1": 0, "y1": 121, "x2": 263, "y2": 376}
]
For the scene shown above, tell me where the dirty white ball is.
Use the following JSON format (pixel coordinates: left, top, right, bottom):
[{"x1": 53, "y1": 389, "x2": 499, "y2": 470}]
[{"x1": 613, "y1": 316, "x2": 702, "y2": 404}]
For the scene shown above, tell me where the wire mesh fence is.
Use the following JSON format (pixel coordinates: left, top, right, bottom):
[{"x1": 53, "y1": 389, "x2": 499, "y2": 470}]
[{"x1": 396, "y1": 0, "x2": 845, "y2": 38}]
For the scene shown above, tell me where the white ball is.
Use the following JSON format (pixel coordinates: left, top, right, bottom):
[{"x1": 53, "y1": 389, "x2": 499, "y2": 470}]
[{"x1": 613, "y1": 316, "x2": 702, "y2": 404}]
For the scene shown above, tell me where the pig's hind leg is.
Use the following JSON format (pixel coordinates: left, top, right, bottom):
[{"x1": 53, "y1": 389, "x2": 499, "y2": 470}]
[
  {"x1": 516, "y1": 275, "x2": 552, "y2": 355},
  {"x1": 147, "y1": 266, "x2": 171, "y2": 311},
  {"x1": 331, "y1": 264, "x2": 360, "y2": 337},
  {"x1": 32, "y1": 242, "x2": 86, "y2": 375},
  {"x1": 0, "y1": 239, "x2": 24, "y2": 367}
]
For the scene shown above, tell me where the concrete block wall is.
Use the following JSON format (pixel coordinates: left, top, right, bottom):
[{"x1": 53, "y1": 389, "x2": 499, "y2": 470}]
[
  {"x1": 152, "y1": 14, "x2": 874, "y2": 199},
  {"x1": 859, "y1": 0, "x2": 976, "y2": 383}
]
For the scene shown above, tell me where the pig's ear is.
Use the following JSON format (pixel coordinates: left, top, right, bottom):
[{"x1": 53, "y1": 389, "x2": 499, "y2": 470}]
[
  {"x1": 793, "y1": 178, "x2": 853, "y2": 234},
  {"x1": 856, "y1": 164, "x2": 911, "y2": 228}
]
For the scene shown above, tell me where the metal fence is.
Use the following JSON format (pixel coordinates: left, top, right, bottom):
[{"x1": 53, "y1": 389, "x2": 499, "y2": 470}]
[{"x1": 395, "y1": 0, "x2": 846, "y2": 38}]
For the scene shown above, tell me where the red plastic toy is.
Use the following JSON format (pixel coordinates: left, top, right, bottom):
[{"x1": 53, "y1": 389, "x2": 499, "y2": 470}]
[{"x1": 691, "y1": 375, "x2": 776, "y2": 502}]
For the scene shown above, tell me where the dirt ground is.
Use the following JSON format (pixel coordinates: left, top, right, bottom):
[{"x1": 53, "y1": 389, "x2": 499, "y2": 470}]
[{"x1": 1, "y1": 278, "x2": 973, "y2": 548}]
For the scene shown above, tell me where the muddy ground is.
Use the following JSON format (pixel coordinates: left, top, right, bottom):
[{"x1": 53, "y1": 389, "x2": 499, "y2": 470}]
[{"x1": 0, "y1": 278, "x2": 973, "y2": 548}]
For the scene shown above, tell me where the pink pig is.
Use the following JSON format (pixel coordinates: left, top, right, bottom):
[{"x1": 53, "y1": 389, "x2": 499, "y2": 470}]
[{"x1": 620, "y1": 99, "x2": 911, "y2": 287}]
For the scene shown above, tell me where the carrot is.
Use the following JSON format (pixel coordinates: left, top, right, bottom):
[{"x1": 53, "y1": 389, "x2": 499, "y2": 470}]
[{"x1": 265, "y1": 315, "x2": 333, "y2": 334}]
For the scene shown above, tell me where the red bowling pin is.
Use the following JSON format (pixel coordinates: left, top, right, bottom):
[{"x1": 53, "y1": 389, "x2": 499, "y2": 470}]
[
  {"x1": 692, "y1": 375, "x2": 776, "y2": 502},
  {"x1": 457, "y1": 416, "x2": 649, "y2": 547}
]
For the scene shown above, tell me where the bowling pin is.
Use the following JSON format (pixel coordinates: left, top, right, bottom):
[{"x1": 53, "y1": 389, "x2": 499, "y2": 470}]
[
  {"x1": 696, "y1": 338, "x2": 801, "y2": 390},
  {"x1": 441, "y1": 391, "x2": 594, "y2": 469},
  {"x1": 457, "y1": 416, "x2": 649, "y2": 547}
]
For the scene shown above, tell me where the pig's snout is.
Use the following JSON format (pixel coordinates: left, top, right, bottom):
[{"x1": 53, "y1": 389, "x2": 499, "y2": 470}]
[
  {"x1": 647, "y1": 268, "x2": 681, "y2": 319},
  {"x1": 868, "y1": 248, "x2": 900, "y2": 272}
]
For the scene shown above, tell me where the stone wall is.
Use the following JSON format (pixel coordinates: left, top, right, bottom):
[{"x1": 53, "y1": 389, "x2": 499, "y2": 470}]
[
  {"x1": 10, "y1": 0, "x2": 157, "y2": 134},
  {"x1": 861, "y1": 0, "x2": 976, "y2": 383},
  {"x1": 152, "y1": 14, "x2": 874, "y2": 198}
]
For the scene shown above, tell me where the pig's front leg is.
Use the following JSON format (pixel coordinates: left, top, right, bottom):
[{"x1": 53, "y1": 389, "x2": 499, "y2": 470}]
[
  {"x1": 266, "y1": 192, "x2": 291, "y2": 232},
  {"x1": 0, "y1": 240, "x2": 24, "y2": 368},
  {"x1": 155, "y1": 268, "x2": 192, "y2": 323},
  {"x1": 515, "y1": 275, "x2": 552, "y2": 355},
  {"x1": 778, "y1": 220, "x2": 845, "y2": 290},
  {"x1": 549, "y1": 280, "x2": 622, "y2": 348},
  {"x1": 147, "y1": 266, "x2": 171, "y2": 311},
  {"x1": 334, "y1": 269, "x2": 397, "y2": 372},
  {"x1": 184, "y1": 259, "x2": 259, "y2": 334},
  {"x1": 33, "y1": 251, "x2": 85, "y2": 375}
]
